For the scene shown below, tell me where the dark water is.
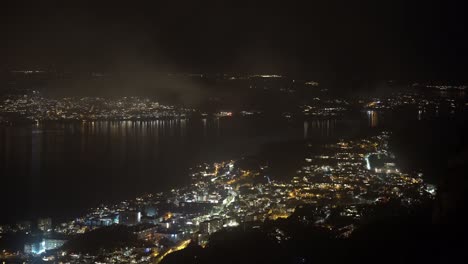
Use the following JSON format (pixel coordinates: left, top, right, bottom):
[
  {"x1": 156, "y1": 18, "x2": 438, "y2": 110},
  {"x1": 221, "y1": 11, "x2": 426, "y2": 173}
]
[{"x1": 0, "y1": 110, "x2": 465, "y2": 224}]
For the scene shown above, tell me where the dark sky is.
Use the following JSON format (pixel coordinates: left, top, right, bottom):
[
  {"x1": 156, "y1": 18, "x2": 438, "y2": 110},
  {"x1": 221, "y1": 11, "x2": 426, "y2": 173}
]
[{"x1": 1, "y1": 0, "x2": 467, "y2": 80}]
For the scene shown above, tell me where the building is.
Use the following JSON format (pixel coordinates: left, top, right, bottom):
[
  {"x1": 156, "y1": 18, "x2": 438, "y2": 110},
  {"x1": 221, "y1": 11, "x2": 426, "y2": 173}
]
[
  {"x1": 24, "y1": 241, "x2": 43, "y2": 255},
  {"x1": 131, "y1": 224, "x2": 158, "y2": 240},
  {"x1": 244, "y1": 213, "x2": 267, "y2": 222},
  {"x1": 143, "y1": 205, "x2": 157, "y2": 217},
  {"x1": 85, "y1": 217, "x2": 113, "y2": 227},
  {"x1": 195, "y1": 233, "x2": 210, "y2": 247},
  {"x1": 154, "y1": 230, "x2": 184, "y2": 242},
  {"x1": 44, "y1": 238, "x2": 67, "y2": 251},
  {"x1": 223, "y1": 218, "x2": 239, "y2": 227},
  {"x1": 118, "y1": 211, "x2": 141, "y2": 226},
  {"x1": 159, "y1": 220, "x2": 172, "y2": 229},
  {"x1": 37, "y1": 218, "x2": 52, "y2": 232},
  {"x1": 17, "y1": 221, "x2": 32, "y2": 232},
  {"x1": 199, "y1": 218, "x2": 223, "y2": 234},
  {"x1": 24, "y1": 238, "x2": 67, "y2": 255}
]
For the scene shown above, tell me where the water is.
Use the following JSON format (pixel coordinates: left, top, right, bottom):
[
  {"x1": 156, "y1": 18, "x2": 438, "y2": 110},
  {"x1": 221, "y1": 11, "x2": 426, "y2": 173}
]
[
  {"x1": 1, "y1": 109, "x2": 464, "y2": 224},
  {"x1": 0, "y1": 116, "x2": 379, "y2": 224}
]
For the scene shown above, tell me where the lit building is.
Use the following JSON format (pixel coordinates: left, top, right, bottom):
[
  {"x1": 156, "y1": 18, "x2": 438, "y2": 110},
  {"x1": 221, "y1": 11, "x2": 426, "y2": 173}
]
[
  {"x1": 118, "y1": 211, "x2": 141, "y2": 226},
  {"x1": 199, "y1": 218, "x2": 223, "y2": 234},
  {"x1": 131, "y1": 225, "x2": 158, "y2": 240},
  {"x1": 144, "y1": 205, "x2": 157, "y2": 217},
  {"x1": 17, "y1": 220, "x2": 32, "y2": 232},
  {"x1": 44, "y1": 238, "x2": 67, "y2": 251},
  {"x1": 37, "y1": 218, "x2": 52, "y2": 232},
  {"x1": 24, "y1": 238, "x2": 67, "y2": 255}
]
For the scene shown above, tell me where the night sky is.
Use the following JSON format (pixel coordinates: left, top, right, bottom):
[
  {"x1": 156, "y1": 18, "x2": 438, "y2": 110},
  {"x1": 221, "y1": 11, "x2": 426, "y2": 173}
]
[{"x1": 1, "y1": 1, "x2": 467, "y2": 81}]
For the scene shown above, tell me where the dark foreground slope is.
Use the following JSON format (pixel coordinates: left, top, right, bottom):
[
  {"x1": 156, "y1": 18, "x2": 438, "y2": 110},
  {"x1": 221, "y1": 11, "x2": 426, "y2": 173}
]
[{"x1": 162, "y1": 200, "x2": 467, "y2": 264}]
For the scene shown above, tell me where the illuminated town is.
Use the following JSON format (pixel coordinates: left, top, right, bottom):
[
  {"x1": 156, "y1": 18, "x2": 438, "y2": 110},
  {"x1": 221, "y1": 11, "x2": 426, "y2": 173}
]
[
  {"x1": 0, "y1": 93, "x2": 196, "y2": 122},
  {"x1": 1, "y1": 77, "x2": 466, "y2": 124},
  {"x1": 2, "y1": 2, "x2": 468, "y2": 263},
  {"x1": 0, "y1": 73, "x2": 464, "y2": 263},
  {"x1": 0, "y1": 131, "x2": 435, "y2": 263}
]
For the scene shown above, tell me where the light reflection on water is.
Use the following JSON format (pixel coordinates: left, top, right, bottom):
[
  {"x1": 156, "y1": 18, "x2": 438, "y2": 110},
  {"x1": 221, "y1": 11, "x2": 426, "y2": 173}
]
[
  {"x1": 367, "y1": 110, "x2": 379, "y2": 128},
  {"x1": 0, "y1": 116, "x2": 379, "y2": 223}
]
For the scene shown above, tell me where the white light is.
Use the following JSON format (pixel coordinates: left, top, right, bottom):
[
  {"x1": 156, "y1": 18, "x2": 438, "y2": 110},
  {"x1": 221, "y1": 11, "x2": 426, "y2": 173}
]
[{"x1": 365, "y1": 155, "x2": 371, "y2": 170}]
